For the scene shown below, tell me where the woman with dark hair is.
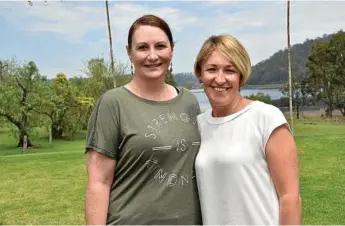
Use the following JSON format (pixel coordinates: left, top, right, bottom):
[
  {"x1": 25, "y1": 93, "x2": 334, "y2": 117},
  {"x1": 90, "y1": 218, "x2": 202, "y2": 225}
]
[{"x1": 84, "y1": 15, "x2": 202, "y2": 225}]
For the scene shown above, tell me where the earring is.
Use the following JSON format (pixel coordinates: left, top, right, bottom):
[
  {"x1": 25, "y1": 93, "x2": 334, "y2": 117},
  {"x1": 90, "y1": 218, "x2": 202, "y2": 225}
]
[
  {"x1": 169, "y1": 62, "x2": 173, "y2": 73},
  {"x1": 131, "y1": 64, "x2": 134, "y2": 75}
]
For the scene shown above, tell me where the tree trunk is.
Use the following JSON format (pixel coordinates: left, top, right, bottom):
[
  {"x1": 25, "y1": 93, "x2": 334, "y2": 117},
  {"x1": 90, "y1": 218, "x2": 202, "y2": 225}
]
[
  {"x1": 105, "y1": 0, "x2": 116, "y2": 88},
  {"x1": 328, "y1": 94, "x2": 333, "y2": 118},
  {"x1": 17, "y1": 128, "x2": 33, "y2": 148},
  {"x1": 287, "y1": 0, "x2": 294, "y2": 133},
  {"x1": 52, "y1": 123, "x2": 64, "y2": 139}
]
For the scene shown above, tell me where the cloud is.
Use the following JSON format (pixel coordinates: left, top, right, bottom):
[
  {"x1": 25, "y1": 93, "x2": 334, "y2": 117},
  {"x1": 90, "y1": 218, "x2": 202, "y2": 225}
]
[
  {"x1": 189, "y1": 1, "x2": 345, "y2": 65},
  {"x1": 0, "y1": 1, "x2": 198, "y2": 43},
  {"x1": 108, "y1": 2, "x2": 198, "y2": 44},
  {"x1": 1, "y1": 1, "x2": 345, "y2": 77},
  {"x1": 1, "y1": 2, "x2": 105, "y2": 42}
]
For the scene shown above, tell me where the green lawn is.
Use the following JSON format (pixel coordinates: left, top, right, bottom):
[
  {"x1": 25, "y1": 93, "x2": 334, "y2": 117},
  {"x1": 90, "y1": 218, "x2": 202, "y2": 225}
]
[{"x1": 0, "y1": 120, "x2": 344, "y2": 224}]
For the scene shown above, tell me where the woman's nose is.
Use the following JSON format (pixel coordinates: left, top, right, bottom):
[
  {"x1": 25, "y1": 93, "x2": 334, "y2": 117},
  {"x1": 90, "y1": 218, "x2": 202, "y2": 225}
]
[
  {"x1": 214, "y1": 72, "x2": 226, "y2": 84},
  {"x1": 147, "y1": 49, "x2": 158, "y2": 61}
]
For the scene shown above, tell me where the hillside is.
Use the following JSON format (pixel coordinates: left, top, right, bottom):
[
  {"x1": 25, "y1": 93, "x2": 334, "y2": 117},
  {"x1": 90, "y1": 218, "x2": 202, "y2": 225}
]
[
  {"x1": 174, "y1": 32, "x2": 336, "y2": 88},
  {"x1": 247, "y1": 33, "x2": 334, "y2": 85}
]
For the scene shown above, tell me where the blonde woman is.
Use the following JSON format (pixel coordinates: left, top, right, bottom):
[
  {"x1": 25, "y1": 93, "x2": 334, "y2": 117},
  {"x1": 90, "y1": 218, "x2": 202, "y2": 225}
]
[{"x1": 194, "y1": 35, "x2": 302, "y2": 225}]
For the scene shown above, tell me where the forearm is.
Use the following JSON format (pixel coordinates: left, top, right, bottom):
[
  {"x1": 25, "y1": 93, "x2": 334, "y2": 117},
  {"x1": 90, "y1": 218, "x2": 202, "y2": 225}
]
[
  {"x1": 85, "y1": 182, "x2": 111, "y2": 225},
  {"x1": 279, "y1": 194, "x2": 302, "y2": 225}
]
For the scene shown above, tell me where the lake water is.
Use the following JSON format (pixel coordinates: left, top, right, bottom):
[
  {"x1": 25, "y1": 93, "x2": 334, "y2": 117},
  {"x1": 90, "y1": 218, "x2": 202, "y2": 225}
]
[{"x1": 191, "y1": 88, "x2": 283, "y2": 111}]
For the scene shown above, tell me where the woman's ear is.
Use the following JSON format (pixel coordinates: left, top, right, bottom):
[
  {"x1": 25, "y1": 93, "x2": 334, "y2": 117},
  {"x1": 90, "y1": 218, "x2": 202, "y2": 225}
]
[
  {"x1": 126, "y1": 45, "x2": 131, "y2": 61},
  {"x1": 239, "y1": 74, "x2": 243, "y2": 87},
  {"x1": 195, "y1": 72, "x2": 202, "y2": 83}
]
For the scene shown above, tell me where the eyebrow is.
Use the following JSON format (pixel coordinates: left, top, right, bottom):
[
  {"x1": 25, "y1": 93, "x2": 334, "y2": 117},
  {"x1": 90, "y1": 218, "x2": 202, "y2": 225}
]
[
  {"x1": 204, "y1": 64, "x2": 235, "y2": 68},
  {"x1": 136, "y1": 42, "x2": 147, "y2": 46},
  {"x1": 156, "y1": 41, "x2": 168, "y2": 45},
  {"x1": 135, "y1": 41, "x2": 168, "y2": 46}
]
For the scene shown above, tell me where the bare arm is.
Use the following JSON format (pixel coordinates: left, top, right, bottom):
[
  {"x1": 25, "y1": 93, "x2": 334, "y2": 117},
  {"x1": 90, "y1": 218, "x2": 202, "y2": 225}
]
[
  {"x1": 266, "y1": 125, "x2": 302, "y2": 225},
  {"x1": 85, "y1": 150, "x2": 116, "y2": 225}
]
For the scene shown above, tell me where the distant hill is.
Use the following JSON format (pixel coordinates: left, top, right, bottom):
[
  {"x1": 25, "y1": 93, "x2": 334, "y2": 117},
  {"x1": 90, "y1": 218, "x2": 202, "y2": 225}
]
[
  {"x1": 174, "y1": 72, "x2": 200, "y2": 88},
  {"x1": 247, "y1": 33, "x2": 334, "y2": 85},
  {"x1": 174, "y1": 32, "x2": 337, "y2": 88}
]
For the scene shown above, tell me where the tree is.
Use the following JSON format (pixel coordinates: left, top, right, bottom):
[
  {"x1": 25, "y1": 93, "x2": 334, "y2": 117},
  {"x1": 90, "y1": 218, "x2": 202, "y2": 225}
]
[
  {"x1": 246, "y1": 92, "x2": 272, "y2": 104},
  {"x1": 306, "y1": 41, "x2": 336, "y2": 117},
  {"x1": 328, "y1": 31, "x2": 345, "y2": 116},
  {"x1": 329, "y1": 31, "x2": 345, "y2": 88},
  {"x1": 184, "y1": 83, "x2": 192, "y2": 90},
  {"x1": 280, "y1": 78, "x2": 308, "y2": 119},
  {"x1": 83, "y1": 57, "x2": 130, "y2": 101},
  {"x1": 165, "y1": 71, "x2": 177, "y2": 87},
  {"x1": 0, "y1": 59, "x2": 44, "y2": 147},
  {"x1": 35, "y1": 73, "x2": 81, "y2": 139}
]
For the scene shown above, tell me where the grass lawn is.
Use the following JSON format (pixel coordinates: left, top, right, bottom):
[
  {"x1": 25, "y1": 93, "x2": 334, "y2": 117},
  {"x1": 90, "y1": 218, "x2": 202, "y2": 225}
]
[{"x1": 0, "y1": 120, "x2": 344, "y2": 224}]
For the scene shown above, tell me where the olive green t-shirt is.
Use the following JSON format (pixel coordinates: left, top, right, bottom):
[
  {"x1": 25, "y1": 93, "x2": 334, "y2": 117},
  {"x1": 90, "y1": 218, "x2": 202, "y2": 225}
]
[{"x1": 85, "y1": 86, "x2": 202, "y2": 225}]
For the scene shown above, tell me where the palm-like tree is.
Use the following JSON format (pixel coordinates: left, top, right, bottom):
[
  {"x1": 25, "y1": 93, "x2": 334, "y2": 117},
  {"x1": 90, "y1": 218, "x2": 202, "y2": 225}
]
[
  {"x1": 287, "y1": 0, "x2": 294, "y2": 133},
  {"x1": 105, "y1": 0, "x2": 116, "y2": 88}
]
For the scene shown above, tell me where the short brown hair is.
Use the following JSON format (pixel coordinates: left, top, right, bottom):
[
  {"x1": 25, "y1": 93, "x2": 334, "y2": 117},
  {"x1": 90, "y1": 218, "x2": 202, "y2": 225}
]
[
  {"x1": 127, "y1": 14, "x2": 174, "y2": 49},
  {"x1": 194, "y1": 35, "x2": 251, "y2": 86}
]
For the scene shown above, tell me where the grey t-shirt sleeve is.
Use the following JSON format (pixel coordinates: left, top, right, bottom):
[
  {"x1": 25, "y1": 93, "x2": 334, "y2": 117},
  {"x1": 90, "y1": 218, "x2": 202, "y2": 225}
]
[{"x1": 85, "y1": 92, "x2": 120, "y2": 160}]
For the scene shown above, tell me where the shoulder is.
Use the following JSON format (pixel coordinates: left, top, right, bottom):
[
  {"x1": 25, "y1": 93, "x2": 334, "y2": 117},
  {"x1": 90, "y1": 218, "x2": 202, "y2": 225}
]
[
  {"x1": 179, "y1": 87, "x2": 198, "y2": 101},
  {"x1": 178, "y1": 87, "x2": 201, "y2": 109},
  {"x1": 251, "y1": 101, "x2": 285, "y2": 119},
  {"x1": 100, "y1": 87, "x2": 127, "y2": 101},
  {"x1": 250, "y1": 101, "x2": 290, "y2": 137},
  {"x1": 94, "y1": 87, "x2": 128, "y2": 110},
  {"x1": 196, "y1": 109, "x2": 209, "y2": 130}
]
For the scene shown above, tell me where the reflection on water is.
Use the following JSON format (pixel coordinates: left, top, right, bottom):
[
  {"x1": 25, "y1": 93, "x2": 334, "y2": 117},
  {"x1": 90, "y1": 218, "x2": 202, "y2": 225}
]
[{"x1": 191, "y1": 88, "x2": 283, "y2": 112}]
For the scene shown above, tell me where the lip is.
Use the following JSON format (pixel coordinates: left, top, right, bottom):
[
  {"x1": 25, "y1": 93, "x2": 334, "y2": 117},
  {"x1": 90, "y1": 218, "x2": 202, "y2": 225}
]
[
  {"x1": 144, "y1": 63, "x2": 163, "y2": 68},
  {"x1": 210, "y1": 86, "x2": 230, "y2": 92}
]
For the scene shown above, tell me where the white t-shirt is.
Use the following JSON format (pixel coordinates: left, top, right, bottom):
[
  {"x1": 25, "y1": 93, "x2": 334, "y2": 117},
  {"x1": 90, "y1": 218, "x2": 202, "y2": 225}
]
[{"x1": 195, "y1": 101, "x2": 290, "y2": 225}]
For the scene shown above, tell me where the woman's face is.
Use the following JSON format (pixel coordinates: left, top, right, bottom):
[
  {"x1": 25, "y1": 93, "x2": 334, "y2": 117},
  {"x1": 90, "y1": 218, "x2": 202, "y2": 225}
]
[
  {"x1": 200, "y1": 49, "x2": 241, "y2": 108},
  {"x1": 127, "y1": 25, "x2": 173, "y2": 80}
]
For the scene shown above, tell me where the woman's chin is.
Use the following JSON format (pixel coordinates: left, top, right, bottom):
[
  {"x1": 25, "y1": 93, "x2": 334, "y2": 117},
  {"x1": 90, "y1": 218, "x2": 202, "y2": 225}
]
[
  {"x1": 141, "y1": 69, "x2": 166, "y2": 80},
  {"x1": 209, "y1": 98, "x2": 233, "y2": 109}
]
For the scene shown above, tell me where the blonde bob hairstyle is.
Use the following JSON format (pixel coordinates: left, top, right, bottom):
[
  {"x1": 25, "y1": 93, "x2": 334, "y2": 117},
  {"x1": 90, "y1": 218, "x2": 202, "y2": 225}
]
[{"x1": 194, "y1": 34, "x2": 252, "y2": 86}]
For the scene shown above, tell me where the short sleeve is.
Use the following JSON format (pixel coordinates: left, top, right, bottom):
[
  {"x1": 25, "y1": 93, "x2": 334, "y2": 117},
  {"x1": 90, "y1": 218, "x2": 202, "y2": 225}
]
[
  {"x1": 262, "y1": 105, "x2": 291, "y2": 150},
  {"x1": 85, "y1": 92, "x2": 120, "y2": 160}
]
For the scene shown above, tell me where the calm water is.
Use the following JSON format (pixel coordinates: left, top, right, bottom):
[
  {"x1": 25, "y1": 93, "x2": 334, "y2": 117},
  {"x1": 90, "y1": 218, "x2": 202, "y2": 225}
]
[{"x1": 191, "y1": 88, "x2": 283, "y2": 111}]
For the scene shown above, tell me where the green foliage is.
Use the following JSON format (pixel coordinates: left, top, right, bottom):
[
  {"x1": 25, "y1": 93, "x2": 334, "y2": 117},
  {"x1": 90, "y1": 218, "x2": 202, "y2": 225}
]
[
  {"x1": 246, "y1": 92, "x2": 272, "y2": 104},
  {"x1": 165, "y1": 71, "x2": 177, "y2": 86},
  {"x1": 184, "y1": 83, "x2": 192, "y2": 90},
  {"x1": 280, "y1": 77, "x2": 310, "y2": 119},
  {"x1": 83, "y1": 57, "x2": 131, "y2": 101},
  {"x1": 305, "y1": 31, "x2": 345, "y2": 117},
  {"x1": 34, "y1": 72, "x2": 80, "y2": 139},
  {"x1": 0, "y1": 58, "x2": 47, "y2": 146}
]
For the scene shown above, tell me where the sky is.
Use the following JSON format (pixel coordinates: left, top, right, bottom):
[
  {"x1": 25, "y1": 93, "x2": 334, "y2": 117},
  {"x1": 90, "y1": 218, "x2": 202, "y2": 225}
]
[{"x1": 1, "y1": 0, "x2": 345, "y2": 78}]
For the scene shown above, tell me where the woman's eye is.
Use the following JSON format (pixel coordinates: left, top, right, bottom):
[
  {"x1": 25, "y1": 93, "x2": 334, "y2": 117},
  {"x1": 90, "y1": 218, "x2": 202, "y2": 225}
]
[
  {"x1": 206, "y1": 68, "x2": 216, "y2": 72},
  {"x1": 137, "y1": 46, "x2": 147, "y2": 50},
  {"x1": 156, "y1": 44, "x2": 167, "y2": 49}
]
